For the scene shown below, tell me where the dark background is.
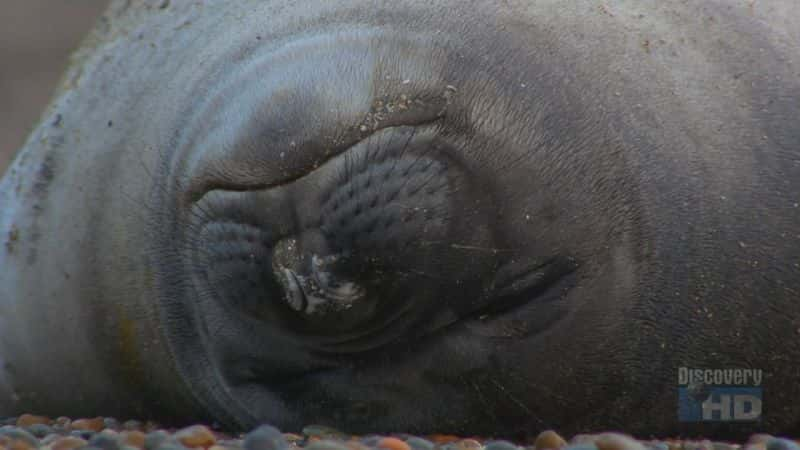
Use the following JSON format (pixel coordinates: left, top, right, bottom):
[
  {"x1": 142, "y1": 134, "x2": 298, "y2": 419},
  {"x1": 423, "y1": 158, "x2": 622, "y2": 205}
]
[{"x1": 0, "y1": 0, "x2": 108, "y2": 172}]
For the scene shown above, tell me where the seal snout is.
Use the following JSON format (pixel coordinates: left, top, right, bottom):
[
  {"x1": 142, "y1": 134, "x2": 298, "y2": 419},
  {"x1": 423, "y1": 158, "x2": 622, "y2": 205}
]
[{"x1": 270, "y1": 142, "x2": 457, "y2": 329}]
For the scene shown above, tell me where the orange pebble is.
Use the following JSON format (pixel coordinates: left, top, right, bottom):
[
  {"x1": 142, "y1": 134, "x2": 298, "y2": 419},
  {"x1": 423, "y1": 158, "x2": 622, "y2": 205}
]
[
  {"x1": 378, "y1": 437, "x2": 411, "y2": 450},
  {"x1": 174, "y1": 424, "x2": 217, "y2": 448},
  {"x1": 71, "y1": 417, "x2": 105, "y2": 432},
  {"x1": 428, "y1": 435, "x2": 461, "y2": 445},
  {"x1": 15, "y1": 414, "x2": 52, "y2": 427},
  {"x1": 120, "y1": 430, "x2": 147, "y2": 448},
  {"x1": 51, "y1": 437, "x2": 89, "y2": 450},
  {"x1": 534, "y1": 430, "x2": 567, "y2": 450},
  {"x1": 1, "y1": 435, "x2": 36, "y2": 450}
]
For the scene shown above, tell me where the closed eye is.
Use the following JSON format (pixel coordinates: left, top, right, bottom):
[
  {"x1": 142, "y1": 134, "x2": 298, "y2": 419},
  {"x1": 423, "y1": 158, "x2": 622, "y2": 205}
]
[{"x1": 473, "y1": 256, "x2": 578, "y2": 318}]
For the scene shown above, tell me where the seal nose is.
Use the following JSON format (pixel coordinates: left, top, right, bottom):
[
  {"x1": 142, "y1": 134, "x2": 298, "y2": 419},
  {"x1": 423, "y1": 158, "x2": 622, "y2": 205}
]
[
  {"x1": 271, "y1": 139, "x2": 457, "y2": 329},
  {"x1": 271, "y1": 232, "x2": 366, "y2": 315}
]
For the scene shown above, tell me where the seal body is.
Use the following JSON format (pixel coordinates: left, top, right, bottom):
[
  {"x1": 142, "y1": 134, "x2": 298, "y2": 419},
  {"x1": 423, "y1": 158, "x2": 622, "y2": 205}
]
[{"x1": 1, "y1": 0, "x2": 798, "y2": 438}]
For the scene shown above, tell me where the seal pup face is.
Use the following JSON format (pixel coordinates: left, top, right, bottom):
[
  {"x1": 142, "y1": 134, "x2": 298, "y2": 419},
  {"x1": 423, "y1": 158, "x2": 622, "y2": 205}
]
[
  {"x1": 150, "y1": 20, "x2": 624, "y2": 435},
  {"x1": 136, "y1": 0, "x2": 682, "y2": 437}
]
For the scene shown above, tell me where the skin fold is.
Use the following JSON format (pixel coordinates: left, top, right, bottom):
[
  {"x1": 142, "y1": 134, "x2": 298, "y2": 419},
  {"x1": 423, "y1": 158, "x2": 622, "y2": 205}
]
[{"x1": 0, "y1": 0, "x2": 798, "y2": 439}]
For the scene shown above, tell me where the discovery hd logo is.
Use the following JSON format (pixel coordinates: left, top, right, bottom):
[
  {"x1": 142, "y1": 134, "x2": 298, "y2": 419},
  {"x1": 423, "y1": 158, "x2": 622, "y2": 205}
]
[{"x1": 678, "y1": 367, "x2": 763, "y2": 422}]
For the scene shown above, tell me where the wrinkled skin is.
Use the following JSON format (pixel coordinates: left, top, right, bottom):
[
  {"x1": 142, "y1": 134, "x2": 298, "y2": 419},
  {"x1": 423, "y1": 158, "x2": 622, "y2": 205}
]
[{"x1": 1, "y1": 0, "x2": 799, "y2": 439}]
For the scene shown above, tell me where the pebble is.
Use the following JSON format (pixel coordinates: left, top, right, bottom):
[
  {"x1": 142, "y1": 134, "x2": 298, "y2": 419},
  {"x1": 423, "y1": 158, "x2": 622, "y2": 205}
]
[
  {"x1": 144, "y1": 430, "x2": 173, "y2": 450},
  {"x1": 437, "y1": 443, "x2": 461, "y2": 450},
  {"x1": 404, "y1": 437, "x2": 436, "y2": 450},
  {"x1": 16, "y1": 414, "x2": 52, "y2": 427},
  {"x1": 55, "y1": 417, "x2": 72, "y2": 427},
  {"x1": 360, "y1": 436, "x2": 385, "y2": 448},
  {"x1": 535, "y1": 431, "x2": 567, "y2": 450},
  {"x1": 72, "y1": 417, "x2": 106, "y2": 432},
  {"x1": 243, "y1": 425, "x2": 289, "y2": 450},
  {"x1": 52, "y1": 417, "x2": 72, "y2": 434},
  {"x1": 0, "y1": 426, "x2": 40, "y2": 447},
  {"x1": 174, "y1": 425, "x2": 216, "y2": 448},
  {"x1": 51, "y1": 436, "x2": 90, "y2": 450},
  {"x1": 594, "y1": 433, "x2": 646, "y2": 450},
  {"x1": 378, "y1": 437, "x2": 411, "y2": 450},
  {"x1": 564, "y1": 445, "x2": 599, "y2": 450},
  {"x1": 88, "y1": 432, "x2": 124, "y2": 450},
  {"x1": 455, "y1": 440, "x2": 483, "y2": 450},
  {"x1": 750, "y1": 437, "x2": 775, "y2": 446},
  {"x1": 155, "y1": 444, "x2": 191, "y2": 450},
  {"x1": 428, "y1": 435, "x2": 461, "y2": 445},
  {"x1": 484, "y1": 441, "x2": 520, "y2": 450},
  {"x1": 41, "y1": 433, "x2": 64, "y2": 445},
  {"x1": 121, "y1": 430, "x2": 147, "y2": 448},
  {"x1": 646, "y1": 442, "x2": 669, "y2": 450},
  {"x1": 104, "y1": 417, "x2": 122, "y2": 431},
  {"x1": 767, "y1": 439, "x2": 800, "y2": 450}
]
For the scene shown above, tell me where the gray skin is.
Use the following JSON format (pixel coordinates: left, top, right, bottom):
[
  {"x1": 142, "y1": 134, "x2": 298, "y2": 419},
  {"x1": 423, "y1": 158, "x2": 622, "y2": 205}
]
[{"x1": 1, "y1": 0, "x2": 799, "y2": 439}]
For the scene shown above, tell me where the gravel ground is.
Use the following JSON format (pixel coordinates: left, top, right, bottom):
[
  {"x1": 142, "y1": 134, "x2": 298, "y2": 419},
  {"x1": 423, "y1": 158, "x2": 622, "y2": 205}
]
[{"x1": 0, "y1": 415, "x2": 798, "y2": 450}]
